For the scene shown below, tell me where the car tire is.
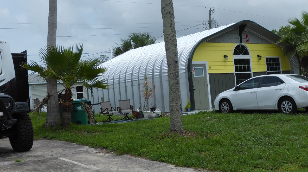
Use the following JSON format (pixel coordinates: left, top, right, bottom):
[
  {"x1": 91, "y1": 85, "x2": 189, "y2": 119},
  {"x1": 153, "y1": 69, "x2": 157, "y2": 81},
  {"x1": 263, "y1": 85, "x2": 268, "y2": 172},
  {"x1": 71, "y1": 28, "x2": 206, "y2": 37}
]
[
  {"x1": 9, "y1": 114, "x2": 33, "y2": 152},
  {"x1": 278, "y1": 97, "x2": 297, "y2": 114},
  {"x1": 219, "y1": 99, "x2": 233, "y2": 113}
]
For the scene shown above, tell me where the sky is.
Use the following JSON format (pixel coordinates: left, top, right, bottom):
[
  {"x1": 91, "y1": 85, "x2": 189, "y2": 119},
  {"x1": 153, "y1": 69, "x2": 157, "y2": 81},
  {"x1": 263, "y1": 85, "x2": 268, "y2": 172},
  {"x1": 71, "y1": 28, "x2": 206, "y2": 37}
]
[{"x1": 1, "y1": 0, "x2": 307, "y2": 64}]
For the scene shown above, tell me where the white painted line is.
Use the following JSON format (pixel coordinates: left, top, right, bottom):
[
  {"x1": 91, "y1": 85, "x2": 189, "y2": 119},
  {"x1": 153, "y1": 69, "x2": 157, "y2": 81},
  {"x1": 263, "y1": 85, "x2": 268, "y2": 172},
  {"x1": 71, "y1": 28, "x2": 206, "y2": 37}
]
[
  {"x1": 0, "y1": 162, "x2": 14, "y2": 166},
  {"x1": 59, "y1": 157, "x2": 100, "y2": 171}
]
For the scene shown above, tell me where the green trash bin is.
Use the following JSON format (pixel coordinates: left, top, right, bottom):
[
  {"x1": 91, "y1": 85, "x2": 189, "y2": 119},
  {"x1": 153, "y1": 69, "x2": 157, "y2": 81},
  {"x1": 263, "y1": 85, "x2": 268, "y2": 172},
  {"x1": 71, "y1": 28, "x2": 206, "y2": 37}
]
[{"x1": 71, "y1": 99, "x2": 90, "y2": 125}]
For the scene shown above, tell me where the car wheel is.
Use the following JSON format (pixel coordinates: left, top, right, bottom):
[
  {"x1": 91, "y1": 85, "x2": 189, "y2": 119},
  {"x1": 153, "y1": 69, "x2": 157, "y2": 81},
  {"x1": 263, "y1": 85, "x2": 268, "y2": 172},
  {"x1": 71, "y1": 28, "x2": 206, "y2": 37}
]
[
  {"x1": 279, "y1": 97, "x2": 296, "y2": 114},
  {"x1": 219, "y1": 99, "x2": 233, "y2": 113},
  {"x1": 9, "y1": 114, "x2": 33, "y2": 152}
]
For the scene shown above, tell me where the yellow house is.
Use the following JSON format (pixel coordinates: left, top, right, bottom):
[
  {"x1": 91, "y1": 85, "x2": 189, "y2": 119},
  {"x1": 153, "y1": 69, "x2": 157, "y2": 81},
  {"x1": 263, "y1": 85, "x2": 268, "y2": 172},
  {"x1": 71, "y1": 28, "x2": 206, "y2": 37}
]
[
  {"x1": 90, "y1": 20, "x2": 299, "y2": 113},
  {"x1": 190, "y1": 20, "x2": 299, "y2": 110}
]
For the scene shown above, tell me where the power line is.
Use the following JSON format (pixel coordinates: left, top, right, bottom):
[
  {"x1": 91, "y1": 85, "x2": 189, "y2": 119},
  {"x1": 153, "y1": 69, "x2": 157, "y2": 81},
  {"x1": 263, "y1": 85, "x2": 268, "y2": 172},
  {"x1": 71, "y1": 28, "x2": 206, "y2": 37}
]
[
  {"x1": 204, "y1": 6, "x2": 285, "y2": 21},
  {"x1": 3, "y1": 1, "x2": 290, "y2": 60}
]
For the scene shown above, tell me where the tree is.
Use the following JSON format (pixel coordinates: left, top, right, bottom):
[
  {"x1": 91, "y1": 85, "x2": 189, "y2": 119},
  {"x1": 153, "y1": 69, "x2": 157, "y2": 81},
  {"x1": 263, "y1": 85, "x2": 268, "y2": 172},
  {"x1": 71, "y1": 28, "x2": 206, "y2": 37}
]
[
  {"x1": 23, "y1": 45, "x2": 108, "y2": 127},
  {"x1": 161, "y1": 0, "x2": 184, "y2": 133},
  {"x1": 113, "y1": 33, "x2": 156, "y2": 57},
  {"x1": 46, "y1": 0, "x2": 60, "y2": 127},
  {"x1": 272, "y1": 25, "x2": 292, "y2": 38},
  {"x1": 278, "y1": 11, "x2": 308, "y2": 75}
]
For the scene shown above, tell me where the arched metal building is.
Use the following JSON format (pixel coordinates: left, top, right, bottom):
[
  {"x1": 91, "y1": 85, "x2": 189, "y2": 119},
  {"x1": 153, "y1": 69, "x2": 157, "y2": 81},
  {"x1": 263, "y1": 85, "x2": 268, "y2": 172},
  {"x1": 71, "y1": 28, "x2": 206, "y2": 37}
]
[
  {"x1": 89, "y1": 24, "x2": 234, "y2": 113},
  {"x1": 88, "y1": 20, "x2": 297, "y2": 113}
]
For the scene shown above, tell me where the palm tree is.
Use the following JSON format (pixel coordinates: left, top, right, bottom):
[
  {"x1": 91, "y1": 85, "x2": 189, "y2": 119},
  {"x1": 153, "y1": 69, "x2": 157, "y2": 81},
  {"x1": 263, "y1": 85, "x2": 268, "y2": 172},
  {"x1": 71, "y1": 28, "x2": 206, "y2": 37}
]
[
  {"x1": 113, "y1": 33, "x2": 156, "y2": 57},
  {"x1": 279, "y1": 11, "x2": 308, "y2": 74},
  {"x1": 46, "y1": 0, "x2": 60, "y2": 127},
  {"x1": 23, "y1": 45, "x2": 107, "y2": 127},
  {"x1": 161, "y1": 0, "x2": 184, "y2": 133}
]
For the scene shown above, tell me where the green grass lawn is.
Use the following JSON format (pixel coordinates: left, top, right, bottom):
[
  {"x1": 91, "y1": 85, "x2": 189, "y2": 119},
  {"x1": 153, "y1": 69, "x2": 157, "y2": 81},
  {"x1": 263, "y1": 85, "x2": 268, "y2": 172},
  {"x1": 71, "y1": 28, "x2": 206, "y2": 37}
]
[{"x1": 31, "y1": 111, "x2": 308, "y2": 172}]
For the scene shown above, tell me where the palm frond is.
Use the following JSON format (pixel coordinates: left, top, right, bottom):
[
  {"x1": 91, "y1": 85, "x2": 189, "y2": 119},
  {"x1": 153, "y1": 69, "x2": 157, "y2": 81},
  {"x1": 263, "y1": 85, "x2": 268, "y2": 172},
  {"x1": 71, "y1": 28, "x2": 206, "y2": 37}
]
[
  {"x1": 302, "y1": 11, "x2": 308, "y2": 28},
  {"x1": 24, "y1": 44, "x2": 108, "y2": 91},
  {"x1": 298, "y1": 42, "x2": 308, "y2": 56},
  {"x1": 289, "y1": 18, "x2": 306, "y2": 33},
  {"x1": 82, "y1": 78, "x2": 108, "y2": 89}
]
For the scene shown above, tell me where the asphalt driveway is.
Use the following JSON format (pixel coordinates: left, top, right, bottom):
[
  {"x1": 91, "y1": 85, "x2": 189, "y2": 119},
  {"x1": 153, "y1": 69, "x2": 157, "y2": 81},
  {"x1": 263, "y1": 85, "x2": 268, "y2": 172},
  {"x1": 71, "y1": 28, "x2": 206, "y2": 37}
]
[{"x1": 0, "y1": 138, "x2": 209, "y2": 172}]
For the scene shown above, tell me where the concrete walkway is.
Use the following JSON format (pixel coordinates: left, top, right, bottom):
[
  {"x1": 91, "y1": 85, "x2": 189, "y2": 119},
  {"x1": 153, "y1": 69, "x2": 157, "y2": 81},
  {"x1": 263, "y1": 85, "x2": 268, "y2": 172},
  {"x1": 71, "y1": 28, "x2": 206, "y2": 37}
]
[{"x1": 0, "y1": 138, "x2": 210, "y2": 172}]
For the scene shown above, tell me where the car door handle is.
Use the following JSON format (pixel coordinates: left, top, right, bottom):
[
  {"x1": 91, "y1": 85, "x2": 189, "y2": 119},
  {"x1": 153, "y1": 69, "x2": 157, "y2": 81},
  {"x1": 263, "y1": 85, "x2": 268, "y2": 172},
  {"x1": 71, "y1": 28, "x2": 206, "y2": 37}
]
[
  {"x1": 251, "y1": 91, "x2": 257, "y2": 93},
  {"x1": 275, "y1": 89, "x2": 282, "y2": 90}
]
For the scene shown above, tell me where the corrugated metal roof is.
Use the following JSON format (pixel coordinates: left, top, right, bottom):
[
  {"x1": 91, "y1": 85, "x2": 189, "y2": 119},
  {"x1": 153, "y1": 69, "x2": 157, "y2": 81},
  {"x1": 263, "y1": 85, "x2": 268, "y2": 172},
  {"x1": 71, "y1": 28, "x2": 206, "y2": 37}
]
[
  {"x1": 99, "y1": 23, "x2": 236, "y2": 82},
  {"x1": 28, "y1": 74, "x2": 46, "y2": 84},
  {"x1": 98, "y1": 20, "x2": 281, "y2": 83}
]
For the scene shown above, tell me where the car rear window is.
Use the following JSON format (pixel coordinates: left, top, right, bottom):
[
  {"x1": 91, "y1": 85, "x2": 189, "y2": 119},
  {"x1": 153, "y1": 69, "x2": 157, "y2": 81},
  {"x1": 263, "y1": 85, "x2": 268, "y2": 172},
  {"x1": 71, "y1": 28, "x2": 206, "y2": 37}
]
[{"x1": 286, "y1": 75, "x2": 308, "y2": 83}]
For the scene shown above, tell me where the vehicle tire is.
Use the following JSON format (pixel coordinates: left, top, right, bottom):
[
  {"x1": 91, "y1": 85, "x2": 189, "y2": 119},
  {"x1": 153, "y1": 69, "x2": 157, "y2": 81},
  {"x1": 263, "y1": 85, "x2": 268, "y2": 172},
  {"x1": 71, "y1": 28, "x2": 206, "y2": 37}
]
[
  {"x1": 219, "y1": 99, "x2": 233, "y2": 113},
  {"x1": 278, "y1": 97, "x2": 297, "y2": 114},
  {"x1": 9, "y1": 114, "x2": 33, "y2": 152}
]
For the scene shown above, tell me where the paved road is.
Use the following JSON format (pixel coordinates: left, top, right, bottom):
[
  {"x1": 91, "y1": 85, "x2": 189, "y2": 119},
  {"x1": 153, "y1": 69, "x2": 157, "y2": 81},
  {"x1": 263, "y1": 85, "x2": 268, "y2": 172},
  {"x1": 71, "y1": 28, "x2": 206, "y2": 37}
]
[{"x1": 0, "y1": 138, "x2": 209, "y2": 172}]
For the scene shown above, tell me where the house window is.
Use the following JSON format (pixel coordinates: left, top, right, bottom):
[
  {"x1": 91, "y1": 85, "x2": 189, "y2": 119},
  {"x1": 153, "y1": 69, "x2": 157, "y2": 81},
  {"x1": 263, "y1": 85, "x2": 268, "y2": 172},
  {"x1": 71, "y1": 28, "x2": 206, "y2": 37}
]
[
  {"x1": 193, "y1": 67, "x2": 204, "y2": 77},
  {"x1": 234, "y1": 59, "x2": 251, "y2": 72},
  {"x1": 233, "y1": 44, "x2": 252, "y2": 85},
  {"x1": 266, "y1": 57, "x2": 281, "y2": 74},
  {"x1": 76, "y1": 86, "x2": 83, "y2": 99}
]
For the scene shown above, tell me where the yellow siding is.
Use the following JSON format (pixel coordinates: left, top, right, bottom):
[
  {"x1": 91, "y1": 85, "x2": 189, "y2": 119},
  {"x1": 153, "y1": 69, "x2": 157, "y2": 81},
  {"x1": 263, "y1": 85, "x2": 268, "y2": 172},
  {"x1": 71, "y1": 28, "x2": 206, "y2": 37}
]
[
  {"x1": 246, "y1": 44, "x2": 290, "y2": 72},
  {"x1": 192, "y1": 43, "x2": 291, "y2": 73},
  {"x1": 193, "y1": 43, "x2": 235, "y2": 73}
]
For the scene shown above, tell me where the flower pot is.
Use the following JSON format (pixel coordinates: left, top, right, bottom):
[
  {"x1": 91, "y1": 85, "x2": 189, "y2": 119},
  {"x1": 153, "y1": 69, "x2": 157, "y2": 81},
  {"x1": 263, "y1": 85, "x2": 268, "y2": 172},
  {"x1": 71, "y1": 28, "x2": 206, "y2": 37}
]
[
  {"x1": 132, "y1": 111, "x2": 138, "y2": 118},
  {"x1": 187, "y1": 108, "x2": 190, "y2": 111}
]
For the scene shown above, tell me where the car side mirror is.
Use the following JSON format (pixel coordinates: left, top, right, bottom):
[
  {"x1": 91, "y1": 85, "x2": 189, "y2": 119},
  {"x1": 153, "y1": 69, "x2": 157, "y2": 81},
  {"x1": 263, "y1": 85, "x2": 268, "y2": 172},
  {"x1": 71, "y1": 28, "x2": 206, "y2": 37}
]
[{"x1": 234, "y1": 86, "x2": 239, "y2": 91}]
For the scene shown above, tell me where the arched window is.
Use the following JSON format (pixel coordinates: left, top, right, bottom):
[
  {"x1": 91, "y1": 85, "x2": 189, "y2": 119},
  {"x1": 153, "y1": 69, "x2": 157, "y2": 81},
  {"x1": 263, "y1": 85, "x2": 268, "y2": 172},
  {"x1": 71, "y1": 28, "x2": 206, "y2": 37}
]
[
  {"x1": 233, "y1": 44, "x2": 249, "y2": 55},
  {"x1": 233, "y1": 44, "x2": 252, "y2": 85}
]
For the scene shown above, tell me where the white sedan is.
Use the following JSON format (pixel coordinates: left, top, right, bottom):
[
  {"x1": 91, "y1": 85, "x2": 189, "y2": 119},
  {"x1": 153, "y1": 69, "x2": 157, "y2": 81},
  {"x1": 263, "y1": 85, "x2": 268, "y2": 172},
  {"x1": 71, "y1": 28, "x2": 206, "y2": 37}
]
[{"x1": 214, "y1": 74, "x2": 308, "y2": 114}]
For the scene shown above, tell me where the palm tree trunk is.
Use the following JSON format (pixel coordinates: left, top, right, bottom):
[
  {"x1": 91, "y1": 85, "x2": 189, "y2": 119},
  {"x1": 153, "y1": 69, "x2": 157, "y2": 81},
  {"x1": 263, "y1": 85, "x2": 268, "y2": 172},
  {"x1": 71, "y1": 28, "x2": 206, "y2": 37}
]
[
  {"x1": 61, "y1": 89, "x2": 73, "y2": 127},
  {"x1": 45, "y1": 0, "x2": 60, "y2": 127},
  {"x1": 161, "y1": 0, "x2": 184, "y2": 133}
]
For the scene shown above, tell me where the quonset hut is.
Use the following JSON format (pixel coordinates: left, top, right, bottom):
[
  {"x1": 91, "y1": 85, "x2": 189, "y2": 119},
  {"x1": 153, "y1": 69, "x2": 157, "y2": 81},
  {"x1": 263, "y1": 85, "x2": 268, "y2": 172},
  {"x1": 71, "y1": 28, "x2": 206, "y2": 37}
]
[{"x1": 88, "y1": 20, "x2": 298, "y2": 113}]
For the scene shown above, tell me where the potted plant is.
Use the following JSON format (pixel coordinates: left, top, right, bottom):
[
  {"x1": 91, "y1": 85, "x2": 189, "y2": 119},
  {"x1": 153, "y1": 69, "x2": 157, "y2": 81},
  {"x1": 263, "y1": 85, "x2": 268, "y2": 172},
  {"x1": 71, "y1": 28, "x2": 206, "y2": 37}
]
[
  {"x1": 141, "y1": 76, "x2": 155, "y2": 111},
  {"x1": 185, "y1": 100, "x2": 191, "y2": 111},
  {"x1": 150, "y1": 104, "x2": 156, "y2": 112}
]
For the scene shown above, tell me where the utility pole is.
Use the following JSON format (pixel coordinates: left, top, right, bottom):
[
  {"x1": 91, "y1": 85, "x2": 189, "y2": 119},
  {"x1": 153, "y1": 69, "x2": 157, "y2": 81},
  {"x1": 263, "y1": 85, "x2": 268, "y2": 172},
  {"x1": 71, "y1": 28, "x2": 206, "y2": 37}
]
[{"x1": 208, "y1": 8, "x2": 215, "y2": 29}]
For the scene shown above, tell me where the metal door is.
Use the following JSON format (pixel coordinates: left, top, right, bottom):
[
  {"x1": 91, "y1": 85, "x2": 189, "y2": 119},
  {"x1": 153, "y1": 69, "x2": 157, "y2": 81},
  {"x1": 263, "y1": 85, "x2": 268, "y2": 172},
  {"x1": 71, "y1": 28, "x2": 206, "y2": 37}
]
[{"x1": 192, "y1": 63, "x2": 210, "y2": 110}]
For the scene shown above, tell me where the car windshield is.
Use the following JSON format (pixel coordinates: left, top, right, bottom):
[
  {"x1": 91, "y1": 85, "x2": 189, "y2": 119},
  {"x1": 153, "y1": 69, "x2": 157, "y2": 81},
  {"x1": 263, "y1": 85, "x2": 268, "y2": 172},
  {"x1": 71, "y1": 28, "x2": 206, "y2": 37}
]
[{"x1": 286, "y1": 75, "x2": 308, "y2": 83}]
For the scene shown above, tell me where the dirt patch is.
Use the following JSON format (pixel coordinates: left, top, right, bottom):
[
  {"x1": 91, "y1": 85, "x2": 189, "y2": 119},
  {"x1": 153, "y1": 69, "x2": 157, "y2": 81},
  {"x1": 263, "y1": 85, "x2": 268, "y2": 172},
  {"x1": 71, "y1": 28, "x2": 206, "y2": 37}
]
[{"x1": 156, "y1": 131, "x2": 198, "y2": 140}]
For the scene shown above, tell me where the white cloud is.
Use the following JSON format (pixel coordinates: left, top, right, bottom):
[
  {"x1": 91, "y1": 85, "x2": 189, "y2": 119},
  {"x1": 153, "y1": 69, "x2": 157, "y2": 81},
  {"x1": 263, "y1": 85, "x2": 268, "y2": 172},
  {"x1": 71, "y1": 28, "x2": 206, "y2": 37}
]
[{"x1": 0, "y1": 8, "x2": 10, "y2": 19}]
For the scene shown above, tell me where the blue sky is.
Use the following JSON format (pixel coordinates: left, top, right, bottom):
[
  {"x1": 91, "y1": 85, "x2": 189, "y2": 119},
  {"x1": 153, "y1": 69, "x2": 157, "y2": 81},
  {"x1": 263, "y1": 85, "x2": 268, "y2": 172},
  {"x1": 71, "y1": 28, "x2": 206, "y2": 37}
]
[{"x1": 1, "y1": 0, "x2": 307, "y2": 64}]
